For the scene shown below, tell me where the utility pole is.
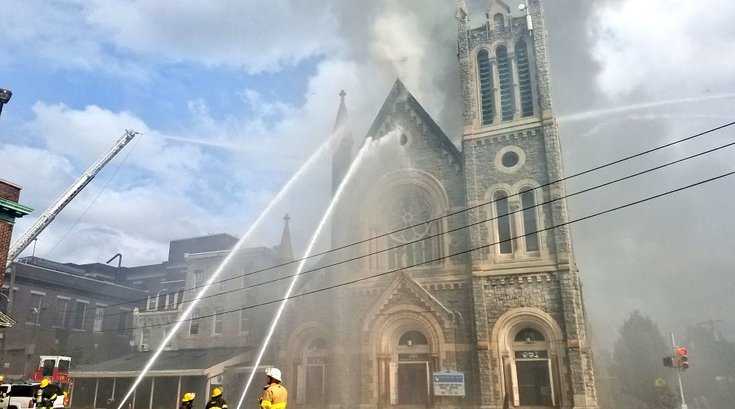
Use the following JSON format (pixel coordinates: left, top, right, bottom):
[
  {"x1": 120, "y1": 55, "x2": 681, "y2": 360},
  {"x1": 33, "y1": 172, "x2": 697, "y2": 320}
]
[{"x1": 670, "y1": 332, "x2": 687, "y2": 409}]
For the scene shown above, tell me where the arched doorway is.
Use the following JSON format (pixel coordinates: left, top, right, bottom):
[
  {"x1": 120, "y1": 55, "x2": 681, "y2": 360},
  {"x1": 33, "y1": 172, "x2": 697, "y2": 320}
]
[
  {"x1": 492, "y1": 308, "x2": 564, "y2": 408},
  {"x1": 395, "y1": 330, "x2": 430, "y2": 405},
  {"x1": 512, "y1": 328, "x2": 553, "y2": 406},
  {"x1": 303, "y1": 338, "x2": 328, "y2": 404}
]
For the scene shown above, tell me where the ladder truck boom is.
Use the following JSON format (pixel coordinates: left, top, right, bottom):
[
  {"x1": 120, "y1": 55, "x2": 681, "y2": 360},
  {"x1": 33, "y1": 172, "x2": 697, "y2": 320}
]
[{"x1": 6, "y1": 130, "x2": 139, "y2": 267}]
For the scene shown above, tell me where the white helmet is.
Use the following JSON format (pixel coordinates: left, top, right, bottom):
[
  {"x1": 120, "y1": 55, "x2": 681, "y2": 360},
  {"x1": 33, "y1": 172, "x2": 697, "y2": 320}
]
[{"x1": 265, "y1": 367, "x2": 282, "y2": 382}]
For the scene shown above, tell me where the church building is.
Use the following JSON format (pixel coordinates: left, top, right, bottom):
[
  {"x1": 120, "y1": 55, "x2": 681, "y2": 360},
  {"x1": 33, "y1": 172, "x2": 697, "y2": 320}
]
[{"x1": 276, "y1": 1, "x2": 599, "y2": 409}]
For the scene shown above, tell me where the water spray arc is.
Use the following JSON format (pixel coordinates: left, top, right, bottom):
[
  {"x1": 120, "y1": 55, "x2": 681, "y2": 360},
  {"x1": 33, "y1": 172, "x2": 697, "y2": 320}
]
[
  {"x1": 116, "y1": 132, "x2": 341, "y2": 409},
  {"x1": 235, "y1": 131, "x2": 399, "y2": 409}
]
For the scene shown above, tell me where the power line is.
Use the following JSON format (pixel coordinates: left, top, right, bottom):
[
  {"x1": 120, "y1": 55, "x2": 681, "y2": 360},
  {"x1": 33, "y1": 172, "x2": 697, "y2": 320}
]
[
  {"x1": 62, "y1": 135, "x2": 735, "y2": 322},
  {"x1": 40, "y1": 121, "x2": 735, "y2": 314},
  {"x1": 128, "y1": 169, "x2": 735, "y2": 331},
  {"x1": 92, "y1": 168, "x2": 735, "y2": 333}
]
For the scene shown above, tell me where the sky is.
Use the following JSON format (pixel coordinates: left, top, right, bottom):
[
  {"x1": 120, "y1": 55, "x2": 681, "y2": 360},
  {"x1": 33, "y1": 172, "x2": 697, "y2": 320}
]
[{"x1": 1, "y1": 0, "x2": 734, "y2": 350}]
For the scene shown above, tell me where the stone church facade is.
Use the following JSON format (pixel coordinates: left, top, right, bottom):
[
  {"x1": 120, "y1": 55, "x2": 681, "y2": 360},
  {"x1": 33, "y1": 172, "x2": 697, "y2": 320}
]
[{"x1": 276, "y1": 1, "x2": 598, "y2": 409}]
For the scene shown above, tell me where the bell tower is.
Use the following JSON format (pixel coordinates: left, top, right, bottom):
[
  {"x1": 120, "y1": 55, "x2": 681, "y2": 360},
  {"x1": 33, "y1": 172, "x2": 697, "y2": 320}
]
[{"x1": 459, "y1": 1, "x2": 599, "y2": 408}]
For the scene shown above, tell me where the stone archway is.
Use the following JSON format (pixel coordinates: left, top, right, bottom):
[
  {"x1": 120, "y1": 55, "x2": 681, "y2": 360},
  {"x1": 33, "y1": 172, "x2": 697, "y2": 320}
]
[
  {"x1": 367, "y1": 304, "x2": 447, "y2": 407},
  {"x1": 491, "y1": 308, "x2": 566, "y2": 408}
]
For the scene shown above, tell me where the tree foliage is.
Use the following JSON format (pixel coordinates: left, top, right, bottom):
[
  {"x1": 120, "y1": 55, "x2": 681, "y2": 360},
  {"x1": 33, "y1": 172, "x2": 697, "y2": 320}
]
[{"x1": 613, "y1": 310, "x2": 674, "y2": 408}]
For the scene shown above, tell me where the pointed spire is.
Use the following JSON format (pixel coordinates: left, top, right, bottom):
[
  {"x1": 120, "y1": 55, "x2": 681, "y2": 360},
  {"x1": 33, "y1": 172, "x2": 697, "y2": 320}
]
[
  {"x1": 333, "y1": 89, "x2": 349, "y2": 132},
  {"x1": 456, "y1": 0, "x2": 469, "y2": 22},
  {"x1": 278, "y1": 213, "x2": 293, "y2": 262},
  {"x1": 331, "y1": 90, "x2": 354, "y2": 194}
]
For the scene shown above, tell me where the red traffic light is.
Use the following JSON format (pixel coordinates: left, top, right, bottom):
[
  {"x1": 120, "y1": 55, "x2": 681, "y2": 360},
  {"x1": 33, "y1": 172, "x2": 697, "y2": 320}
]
[{"x1": 676, "y1": 346, "x2": 689, "y2": 371}]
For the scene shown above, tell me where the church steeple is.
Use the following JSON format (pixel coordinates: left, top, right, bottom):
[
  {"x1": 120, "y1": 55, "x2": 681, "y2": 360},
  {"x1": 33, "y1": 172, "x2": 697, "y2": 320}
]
[
  {"x1": 277, "y1": 213, "x2": 293, "y2": 262},
  {"x1": 331, "y1": 90, "x2": 354, "y2": 194}
]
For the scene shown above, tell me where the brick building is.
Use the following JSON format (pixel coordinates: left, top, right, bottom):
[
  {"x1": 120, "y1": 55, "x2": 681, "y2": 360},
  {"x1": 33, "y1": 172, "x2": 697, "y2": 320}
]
[
  {"x1": 0, "y1": 178, "x2": 33, "y2": 328},
  {"x1": 0, "y1": 258, "x2": 145, "y2": 378}
]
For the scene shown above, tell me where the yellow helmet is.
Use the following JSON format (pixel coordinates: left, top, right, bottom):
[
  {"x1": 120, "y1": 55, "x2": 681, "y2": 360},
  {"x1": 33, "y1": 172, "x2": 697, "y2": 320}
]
[
  {"x1": 40, "y1": 379, "x2": 50, "y2": 388},
  {"x1": 182, "y1": 393, "x2": 196, "y2": 403},
  {"x1": 212, "y1": 387, "x2": 223, "y2": 398},
  {"x1": 0, "y1": 375, "x2": 4, "y2": 383}
]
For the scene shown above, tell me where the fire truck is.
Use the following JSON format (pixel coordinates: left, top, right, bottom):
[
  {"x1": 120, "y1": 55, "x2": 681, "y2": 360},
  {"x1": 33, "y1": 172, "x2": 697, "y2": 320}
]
[{"x1": 31, "y1": 356, "x2": 71, "y2": 408}]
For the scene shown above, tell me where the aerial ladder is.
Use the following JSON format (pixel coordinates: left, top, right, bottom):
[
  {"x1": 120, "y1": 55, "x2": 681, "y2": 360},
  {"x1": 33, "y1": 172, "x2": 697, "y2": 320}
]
[{"x1": 5, "y1": 130, "x2": 139, "y2": 268}]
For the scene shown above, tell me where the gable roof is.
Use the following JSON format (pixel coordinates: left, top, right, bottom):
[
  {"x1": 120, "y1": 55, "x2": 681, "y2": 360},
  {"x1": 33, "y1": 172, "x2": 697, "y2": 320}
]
[
  {"x1": 361, "y1": 271, "x2": 454, "y2": 333},
  {"x1": 366, "y1": 79, "x2": 461, "y2": 163}
]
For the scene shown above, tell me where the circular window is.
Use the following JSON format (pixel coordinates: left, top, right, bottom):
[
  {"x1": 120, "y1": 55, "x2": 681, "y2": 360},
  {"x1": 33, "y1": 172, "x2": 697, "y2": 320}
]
[
  {"x1": 494, "y1": 146, "x2": 526, "y2": 174},
  {"x1": 400, "y1": 133, "x2": 408, "y2": 146},
  {"x1": 501, "y1": 151, "x2": 519, "y2": 168},
  {"x1": 385, "y1": 186, "x2": 433, "y2": 243}
]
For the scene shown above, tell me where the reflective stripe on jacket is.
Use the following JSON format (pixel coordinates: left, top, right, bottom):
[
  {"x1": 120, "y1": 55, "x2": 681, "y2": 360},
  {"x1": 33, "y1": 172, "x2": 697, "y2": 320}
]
[{"x1": 259, "y1": 384, "x2": 287, "y2": 409}]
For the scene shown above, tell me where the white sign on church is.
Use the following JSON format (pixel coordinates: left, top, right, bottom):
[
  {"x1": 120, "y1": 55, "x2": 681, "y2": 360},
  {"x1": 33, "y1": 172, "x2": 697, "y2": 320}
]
[{"x1": 432, "y1": 371, "x2": 465, "y2": 396}]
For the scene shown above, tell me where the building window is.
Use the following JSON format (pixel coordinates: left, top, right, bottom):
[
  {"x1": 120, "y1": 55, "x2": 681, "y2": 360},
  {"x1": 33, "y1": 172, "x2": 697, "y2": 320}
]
[
  {"x1": 157, "y1": 289, "x2": 168, "y2": 311},
  {"x1": 521, "y1": 189, "x2": 540, "y2": 252},
  {"x1": 118, "y1": 309, "x2": 132, "y2": 335},
  {"x1": 55, "y1": 297, "x2": 70, "y2": 328},
  {"x1": 73, "y1": 301, "x2": 89, "y2": 330},
  {"x1": 28, "y1": 292, "x2": 44, "y2": 325},
  {"x1": 495, "y1": 191, "x2": 513, "y2": 254},
  {"x1": 213, "y1": 307, "x2": 224, "y2": 335},
  {"x1": 93, "y1": 305, "x2": 106, "y2": 332},
  {"x1": 516, "y1": 40, "x2": 534, "y2": 117},
  {"x1": 194, "y1": 270, "x2": 205, "y2": 288},
  {"x1": 141, "y1": 328, "x2": 151, "y2": 348},
  {"x1": 477, "y1": 49, "x2": 494, "y2": 125},
  {"x1": 189, "y1": 309, "x2": 200, "y2": 335},
  {"x1": 493, "y1": 13, "x2": 505, "y2": 32},
  {"x1": 162, "y1": 326, "x2": 173, "y2": 349},
  {"x1": 239, "y1": 310, "x2": 249, "y2": 333},
  {"x1": 146, "y1": 294, "x2": 157, "y2": 311},
  {"x1": 382, "y1": 186, "x2": 441, "y2": 269},
  {"x1": 398, "y1": 331, "x2": 428, "y2": 347},
  {"x1": 496, "y1": 45, "x2": 515, "y2": 121}
]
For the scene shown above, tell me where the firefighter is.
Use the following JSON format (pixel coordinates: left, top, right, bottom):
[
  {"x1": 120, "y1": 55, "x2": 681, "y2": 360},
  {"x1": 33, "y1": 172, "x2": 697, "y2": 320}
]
[
  {"x1": 0, "y1": 375, "x2": 6, "y2": 399},
  {"x1": 259, "y1": 368, "x2": 287, "y2": 409},
  {"x1": 37, "y1": 379, "x2": 60, "y2": 409},
  {"x1": 180, "y1": 392, "x2": 196, "y2": 409},
  {"x1": 205, "y1": 387, "x2": 227, "y2": 409}
]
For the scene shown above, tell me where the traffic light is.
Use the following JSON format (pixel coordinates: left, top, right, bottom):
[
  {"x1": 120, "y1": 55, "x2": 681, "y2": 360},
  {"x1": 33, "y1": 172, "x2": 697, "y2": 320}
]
[
  {"x1": 663, "y1": 356, "x2": 675, "y2": 368},
  {"x1": 676, "y1": 346, "x2": 689, "y2": 371}
]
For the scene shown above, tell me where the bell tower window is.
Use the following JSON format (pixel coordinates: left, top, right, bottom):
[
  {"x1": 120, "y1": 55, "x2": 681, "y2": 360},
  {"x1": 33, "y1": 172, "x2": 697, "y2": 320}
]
[
  {"x1": 477, "y1": 50, "x2": 495, "y2": 125},
  {"x1": 516, "y1": 40, "x2": 534, "y2": 117},
  {"x1": 496, "y1": 45, "x2": 515, "y2": 121},
  {"x1": 520, "y1": 189, "x2": 539, "y2": 252},
  {"x1": 495, "y1": 191, "x2": 513, "y2": 254}
]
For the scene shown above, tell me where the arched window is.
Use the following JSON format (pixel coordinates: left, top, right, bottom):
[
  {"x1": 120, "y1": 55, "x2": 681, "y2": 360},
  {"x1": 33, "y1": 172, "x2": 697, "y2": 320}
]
[
  {"x1": 494, "y1": 191, "x2": 513, "y2": 254},
  {"x1": 516, "y1": 40, "x2": 534, "y2": 117},
  {"x1": 383, "y1": 186, "x2": 442, "y2": 268},
  {"x1": 520, "y1": 189, "x2": 539, "y2": 252},
  {"x1": 514, "y1": 328, "x2": 545, "y2": 343},
  {"x1": 477, "y1": 50, "x2": 495, "y2": 125},
  {"x1": 146, "y1": 294, "x2": 157, "y2": 311},
  {"x1": 399, "y1": 330, "x2": 429, "y2": 347},
  {"x1": 156, "y1": 289, "x2": 168, "y2": 311},
  {"x1": 493, "y1": 13, "x2": 505, "y2": 32},
  {"x1": 496, "y1": 45, "x2": 515, "y2": 121}
]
